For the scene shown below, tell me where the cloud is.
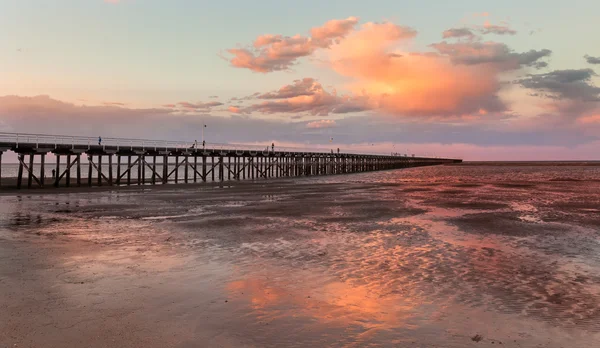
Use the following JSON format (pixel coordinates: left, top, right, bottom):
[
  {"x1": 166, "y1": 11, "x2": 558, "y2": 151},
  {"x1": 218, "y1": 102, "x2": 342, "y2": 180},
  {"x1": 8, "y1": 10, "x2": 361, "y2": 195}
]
[
  {"x1": 309, "y1": 16, "x2": 360, "y2": 47},
  {"x1": 479, "y1": 21, "x2": 517, "y2": 35},
  {"x1": 585, "y1": 55, "x2": 600, "y2": 65},
  {"x1": 104, "y1": 0, "x2": 120, "y2": 3},
  {"x1": 327, "y1": 22, "x2": 509, "y2": 117},
  {"x1": 442, "y1": 27, "x2": 475, "y2": 39},
  {"x1": 224, "y1": 17, "x2": 552, "y2": 118},
  {"x1": 102, "y1": 102, "x2": 126, "y2": 106},
  {"x1": 228, "y1": 106, "x2": 243, "y2": 113},
  {"x1": 177, "y1": 101, "x2": 224, "y2": 110},
  {"x1": 431, "y1": 41, "x2": 551, "y2": 69},
  {"x1": 238, "y1": 78, "x2": 371, "y2": 116},
  {"x1": 577, "y1": 114, "x2": 600, "y2": 124},
  {"x1": 306, "y1": 120, "x2": 337, "y2": 129},
  {"x1": 443, "y1": 23, "x2": 516, "y2": 38},
  {"x1": 209, "y1": 95, "x2": 219, "y2": 99},
  {"x1": 224, "y1": 17, "x2": 359, "y2": 72},
  {"x1": 516, "y1": 69, "x2": 600, "y2": 102}
]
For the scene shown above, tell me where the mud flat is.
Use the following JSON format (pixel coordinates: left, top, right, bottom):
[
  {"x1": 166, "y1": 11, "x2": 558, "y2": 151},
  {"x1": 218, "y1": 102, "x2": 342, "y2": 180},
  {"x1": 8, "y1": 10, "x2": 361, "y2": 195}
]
[{"x1": 1, "y1": 165, "x2": 600, "y2": 347}]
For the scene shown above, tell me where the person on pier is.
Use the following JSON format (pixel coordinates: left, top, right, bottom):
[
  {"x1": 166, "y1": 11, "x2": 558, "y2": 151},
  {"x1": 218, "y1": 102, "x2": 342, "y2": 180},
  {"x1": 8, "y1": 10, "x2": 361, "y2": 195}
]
[
  {"x1": 271, "y1": 143, "x2": 275, "y2": 153},
  {"x1": 98, "y1": 136, "x2": 102, "y2": 146}
]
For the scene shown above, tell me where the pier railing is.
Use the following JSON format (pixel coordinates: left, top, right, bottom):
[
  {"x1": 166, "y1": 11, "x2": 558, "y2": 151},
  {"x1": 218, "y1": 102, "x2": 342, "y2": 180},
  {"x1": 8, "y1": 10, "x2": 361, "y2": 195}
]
[{"x1": 0, "y1": 132, "x2": 434, "y2": 158}]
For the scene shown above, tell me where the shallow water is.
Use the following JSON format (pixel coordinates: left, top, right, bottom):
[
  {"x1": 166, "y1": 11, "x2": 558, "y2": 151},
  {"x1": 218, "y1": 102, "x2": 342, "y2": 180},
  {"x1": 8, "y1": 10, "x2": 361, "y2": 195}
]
[{"x1": 1, "y1": 164, "x2": 599, "y2": 347}]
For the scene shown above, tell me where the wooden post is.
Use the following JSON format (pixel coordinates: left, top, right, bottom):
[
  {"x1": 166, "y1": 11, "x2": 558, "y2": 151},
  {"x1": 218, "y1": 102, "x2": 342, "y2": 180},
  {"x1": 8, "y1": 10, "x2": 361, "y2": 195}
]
[
  {"x1": 56, "y1": 155, "x2": 62, "y2": 188},
  {"x1": 108, "y1": 155, "x2": 113, "y2": 185},
  {"x1": 0, "y1": 152, "x2": 2, "y2": 188},
  {"x1": 97, "y1": 155, "x2": 102, "y2": 186},
  {"x1": 219, "y1": 157, "x2": 224, "y2": 182},
  {"x1": 16, "y1": 154, "x2": 25, "y2": 189},
  {"x1": 152, "y1": 156, "x2": 157, "y2": 185},
  {"x1": 174, "y1": 155, "x2": 179, "y2": 184},
  {"x1": 193, "y1": 156, "x2": 197, "y2": 182},
  {"x1": 228, "y1": 156, "x2": 231, "y2": 180},
  {"x1": 184, "y1": 156, "x2": 188, "y2": 184},
  {"x1": 202, "y1": 156, "x2": 207, "y2": 182},
  {"x1": 138, "y1": 155, "x2": 142, "y2": 185},
  {"x1": 16, "y1": 154, "x2": 24, "y2": 189},
  {"x1": 76, "y1": 154, "x2": 81, "y2": 187},
  {"x1": 211, "y1": 156, "x2": 215, "y2": 182},
  {"x1": 26, "y1": 154, "x2": 34, "y2": 188},
  {"x1": 232, "y1": 156, "x2": 236, "y2": 180},
  {"x1": 248, "y1": 157, "x2": 252, "y2": 179},
  {"x1": 127, "y1": 155, "x2": 132, "y2": 185},
  {"x1": 242, "y1": 157, "x2": 246, "y2": 180},
  {"x1": 65, "y1": 154, "x2": 71, "y2": 187},
  {"x1": 116, "y1": 155, "x2": 121, "y2": 185},
  {"x1": 87, "y1": 155, "x2": 92, "y2": 187},
  {"x1": 40, "y1": 153, "x2": 45, "y2": 187},
  {"x1": 163, "y1": 155, "x2": 168, "y2": 184}
]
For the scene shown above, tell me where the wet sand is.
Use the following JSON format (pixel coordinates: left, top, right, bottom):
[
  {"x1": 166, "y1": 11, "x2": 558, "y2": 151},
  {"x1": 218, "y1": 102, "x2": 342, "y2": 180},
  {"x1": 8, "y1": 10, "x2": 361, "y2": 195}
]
[{"x1": 1, "y1": 165, "x2": 600, "y2": 347}]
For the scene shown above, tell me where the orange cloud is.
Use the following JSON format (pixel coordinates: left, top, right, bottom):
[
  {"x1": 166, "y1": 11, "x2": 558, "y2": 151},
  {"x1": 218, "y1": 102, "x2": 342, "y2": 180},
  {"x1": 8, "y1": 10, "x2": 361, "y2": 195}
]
[
  {"x1": 578, "y1": 114, "x2": 600, "y2": 124},
  {"x1": 237, "y1": 78, "x2": 371, "y2": 116},
  {"x1": 327, "y1": 22, "x2": 505, "y2": 117},
  {"x1": 481, "y1": 21, "x2": 517, "y2": 35},
  {"x1": 225, "y1": 17, "x2": 359, "y2": 73},
  {"x1": 226, "y1": 17, "x2": 552, "y2": 118},
  {"x1": 228, "y1": 106, "x2": 242, "y2": 113},
  {"x1": 306, "y1": 120, "x2": 337, "y2": 129}
]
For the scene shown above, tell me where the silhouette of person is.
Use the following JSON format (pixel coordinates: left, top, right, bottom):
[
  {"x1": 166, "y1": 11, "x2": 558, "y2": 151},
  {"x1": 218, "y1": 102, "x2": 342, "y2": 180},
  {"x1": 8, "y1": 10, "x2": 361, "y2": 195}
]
[
  {"x1": 98, "y1": 136, "x2": 102, "y2": 146},
  {"x1": 271, "y1": 143, "x2": 275, "y2": 153},
  {"x1": 202, "y1": 140, "x2": 205, "y2": 148},
  {"x1": 337, "y1": 148, "x2": 340, "y2": 154}
]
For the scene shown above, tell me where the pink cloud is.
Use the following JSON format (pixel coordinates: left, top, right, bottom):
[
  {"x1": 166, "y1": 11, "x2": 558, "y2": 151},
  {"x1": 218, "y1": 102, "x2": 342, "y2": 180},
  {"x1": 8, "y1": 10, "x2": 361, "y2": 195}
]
[
  {"x1": 228, "y1": 106, "x2": 242, "y2": 113},
  {"x1": 225, "y1": 17, "x2": 550, "y2": 118},
  {"x1": 225, "y1": 17, "x2": 359, "y2": 73},
  {"x1": 577, "y1": 114, "x2": 600, "y2": 124},
  {"x1": 306, "y1": 120, "x2": 337, "y2": 129},
  {"x1": 177, "y1": 101, "x2": 223, "y2": 110},
  {"x1": 327, "y1": 22, "x2": 506, "y2": 117},
  {"x1": 104, "y1": 0, "x2": 120, "y2": 3},
  {"x1": 480, "y1": 21, "x2": 517, "y2": 35},
  {"x1": 238, "y1": 78, "x2": 371, "y2": 116},
  {"x1": 102, "y1": 101, "x2": 126, "y2": 107}
]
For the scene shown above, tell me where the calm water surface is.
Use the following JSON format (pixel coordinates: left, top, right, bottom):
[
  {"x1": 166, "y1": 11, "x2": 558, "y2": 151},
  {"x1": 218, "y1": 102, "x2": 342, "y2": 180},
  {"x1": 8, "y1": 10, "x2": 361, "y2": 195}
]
[{"x1": 1, "y1": 164, "x2": 599, "y2": 347}]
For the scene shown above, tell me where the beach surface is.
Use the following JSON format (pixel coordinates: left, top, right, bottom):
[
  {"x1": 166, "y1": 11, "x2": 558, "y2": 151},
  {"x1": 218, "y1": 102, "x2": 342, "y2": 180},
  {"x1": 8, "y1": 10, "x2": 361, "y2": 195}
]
[{"x1": 1, "y1": 164, "x2": 600, "y2": 347}]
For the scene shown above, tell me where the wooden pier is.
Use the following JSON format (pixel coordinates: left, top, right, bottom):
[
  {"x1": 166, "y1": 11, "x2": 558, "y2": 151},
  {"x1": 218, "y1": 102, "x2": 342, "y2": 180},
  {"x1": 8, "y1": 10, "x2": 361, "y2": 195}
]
[{"x1": 0, "y1": 133, "x2": 462, "y2": 189}]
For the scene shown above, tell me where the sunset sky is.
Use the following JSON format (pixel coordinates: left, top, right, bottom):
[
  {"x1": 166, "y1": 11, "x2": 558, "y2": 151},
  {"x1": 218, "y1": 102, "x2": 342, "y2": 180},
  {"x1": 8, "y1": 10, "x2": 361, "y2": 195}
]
[{"x1": 1, "y1": 0, "x2": 600, "y2": 160}]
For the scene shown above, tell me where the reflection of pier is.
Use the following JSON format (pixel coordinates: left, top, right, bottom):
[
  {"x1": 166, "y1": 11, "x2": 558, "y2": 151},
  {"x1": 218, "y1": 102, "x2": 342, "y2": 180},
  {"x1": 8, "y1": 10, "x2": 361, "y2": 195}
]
[{"x1": 0, "y1": 132, "x2": 462, "y2": 189}]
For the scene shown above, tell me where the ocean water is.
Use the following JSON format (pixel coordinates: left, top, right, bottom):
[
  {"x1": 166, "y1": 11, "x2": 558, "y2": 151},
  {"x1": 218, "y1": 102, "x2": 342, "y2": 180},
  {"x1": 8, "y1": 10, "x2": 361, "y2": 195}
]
[{"x1": 1, "y1": 163, "x2": 599, "y2": 347}]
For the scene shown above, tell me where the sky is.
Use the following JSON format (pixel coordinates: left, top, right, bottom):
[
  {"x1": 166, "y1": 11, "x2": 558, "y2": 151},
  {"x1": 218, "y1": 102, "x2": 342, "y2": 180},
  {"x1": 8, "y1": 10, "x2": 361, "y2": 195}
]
[{"x1": 1, "y1": 0, "x2": 600, "y2": 160}]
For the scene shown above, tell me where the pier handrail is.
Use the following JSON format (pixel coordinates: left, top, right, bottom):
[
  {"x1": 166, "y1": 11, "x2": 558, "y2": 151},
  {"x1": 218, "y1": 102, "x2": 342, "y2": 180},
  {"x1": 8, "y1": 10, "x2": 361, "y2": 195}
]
[{"x1": 0, "y1": 131, "x2": 447, "y2": 159}]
